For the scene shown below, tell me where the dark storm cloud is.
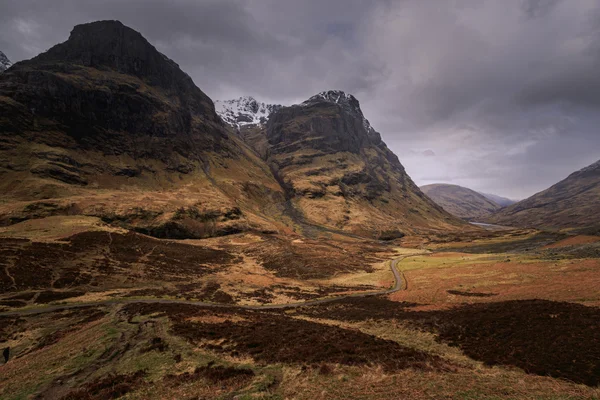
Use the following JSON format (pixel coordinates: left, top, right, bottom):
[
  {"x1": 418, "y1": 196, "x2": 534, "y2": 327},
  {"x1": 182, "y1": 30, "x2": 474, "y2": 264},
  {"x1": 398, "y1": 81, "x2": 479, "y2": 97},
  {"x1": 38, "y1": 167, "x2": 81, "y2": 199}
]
[
  {"x1": 522, "y1": 0, "x2": 564, "y2": 19},
  {"x1": 0, "y1": 0, "x2": 599, "y2": 198}
]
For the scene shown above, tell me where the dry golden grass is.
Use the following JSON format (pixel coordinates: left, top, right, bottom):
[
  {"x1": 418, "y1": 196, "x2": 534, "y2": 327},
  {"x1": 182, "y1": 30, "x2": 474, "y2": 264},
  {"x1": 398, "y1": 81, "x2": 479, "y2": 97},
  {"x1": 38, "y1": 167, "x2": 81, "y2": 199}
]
[
  {"x1": 390, "y1": 249, "x2": 600, "y2": 308},
  {"x1": 278, "y1": 364, "x2": 600, "y2": 400},
  {"x1": 544, "y1": 234, "x2": 600, "y2": 248},
  {"x1": 0, "y1": 215, "x2": 124, "y2": 241}
]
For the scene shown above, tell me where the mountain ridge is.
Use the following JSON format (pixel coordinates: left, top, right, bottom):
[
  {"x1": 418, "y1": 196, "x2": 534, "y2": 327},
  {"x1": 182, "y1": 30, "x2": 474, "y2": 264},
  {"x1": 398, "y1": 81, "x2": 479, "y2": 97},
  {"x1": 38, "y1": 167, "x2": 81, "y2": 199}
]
[
  {"x1": 487, "y1": 159, "x2": 600, "y2": 230},
  {"x1": 0, "y1": 20, "x2": 466, "y2": 239},
  {"x1": 420, "y1": 183, "x2": 501, "y2": 220}
]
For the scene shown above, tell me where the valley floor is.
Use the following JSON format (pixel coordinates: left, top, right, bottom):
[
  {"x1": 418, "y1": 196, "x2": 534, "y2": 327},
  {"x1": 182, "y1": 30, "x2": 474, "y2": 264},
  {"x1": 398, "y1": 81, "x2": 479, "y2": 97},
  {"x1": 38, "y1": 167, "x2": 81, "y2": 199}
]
[{"x1": 1, "y1": 218, "x2": 599, "y2": 399}]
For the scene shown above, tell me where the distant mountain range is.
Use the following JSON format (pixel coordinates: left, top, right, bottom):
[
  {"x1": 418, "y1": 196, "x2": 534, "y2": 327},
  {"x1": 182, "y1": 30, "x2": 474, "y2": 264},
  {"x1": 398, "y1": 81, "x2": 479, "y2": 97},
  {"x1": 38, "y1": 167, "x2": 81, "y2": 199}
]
[
  {"x1": 487, "y1": 160, "x2": 600, "y2": 231},
  {"x1": 420, "y1": 184, "x2": 503, "y2": 221}
]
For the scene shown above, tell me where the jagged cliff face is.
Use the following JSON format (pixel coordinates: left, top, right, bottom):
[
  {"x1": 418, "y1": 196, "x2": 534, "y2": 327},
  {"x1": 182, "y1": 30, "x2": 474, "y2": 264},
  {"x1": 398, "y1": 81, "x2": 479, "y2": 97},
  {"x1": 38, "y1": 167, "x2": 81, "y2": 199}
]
[
  {"x1": 487, "y1": 160, "x2": 600, "y2": 230},
  {"x1": 264, "y1": 91, "x2": 463, "y2": 236}
]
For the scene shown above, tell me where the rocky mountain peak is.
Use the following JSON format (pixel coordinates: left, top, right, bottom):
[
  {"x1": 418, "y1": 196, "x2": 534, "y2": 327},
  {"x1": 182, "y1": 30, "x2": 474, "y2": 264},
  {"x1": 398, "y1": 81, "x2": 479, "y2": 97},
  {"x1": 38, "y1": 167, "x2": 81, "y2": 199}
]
[
  {"x1": 0, "y1": 51, "x2": 11, "y2": 72},
  {"x1": 215, "y1": 96, "x2": 282, "y2": 129},
  {"x1": 29, "y1": 20, "x2": 196, "y2": 92},
  {"x1": 304, "y1": 89, "x2": 358, "y2": 105},
  {"x1": 302, "y1": 90, "x2": 373, "y2": 133}
]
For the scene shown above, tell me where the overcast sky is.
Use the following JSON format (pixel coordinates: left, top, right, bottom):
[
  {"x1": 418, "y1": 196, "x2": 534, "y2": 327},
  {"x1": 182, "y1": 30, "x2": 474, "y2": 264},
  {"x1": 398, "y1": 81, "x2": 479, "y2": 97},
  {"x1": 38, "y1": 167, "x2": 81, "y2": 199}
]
[{"x1": 1, "y1": 0, "x2": 599, "y2": 199}]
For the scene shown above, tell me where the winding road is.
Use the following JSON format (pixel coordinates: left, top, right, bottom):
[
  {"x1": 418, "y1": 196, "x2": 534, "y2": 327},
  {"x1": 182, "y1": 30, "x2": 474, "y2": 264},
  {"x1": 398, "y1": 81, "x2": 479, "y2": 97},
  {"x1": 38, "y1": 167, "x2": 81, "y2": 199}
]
[{"x1": 0, "y1": 254, "x2": 418, "y2": 317}]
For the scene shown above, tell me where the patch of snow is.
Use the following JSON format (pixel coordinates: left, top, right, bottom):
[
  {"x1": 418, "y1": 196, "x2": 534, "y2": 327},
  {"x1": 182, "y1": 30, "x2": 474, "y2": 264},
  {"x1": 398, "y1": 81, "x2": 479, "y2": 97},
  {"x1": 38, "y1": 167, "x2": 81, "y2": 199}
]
[{"x1": 215, "y1": 96, "x2": 282, "y2": 129}]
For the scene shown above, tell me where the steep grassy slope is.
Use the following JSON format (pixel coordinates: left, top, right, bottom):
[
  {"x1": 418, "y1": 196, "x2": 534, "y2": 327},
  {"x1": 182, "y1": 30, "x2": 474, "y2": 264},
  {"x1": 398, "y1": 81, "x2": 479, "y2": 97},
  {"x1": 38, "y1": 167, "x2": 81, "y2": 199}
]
[
  {"x1": 487, "y1": 160, "x2": 600, "y2": 230},
  {"x1": 421, "y1": 184, "x2": 501, "y2": 220}
]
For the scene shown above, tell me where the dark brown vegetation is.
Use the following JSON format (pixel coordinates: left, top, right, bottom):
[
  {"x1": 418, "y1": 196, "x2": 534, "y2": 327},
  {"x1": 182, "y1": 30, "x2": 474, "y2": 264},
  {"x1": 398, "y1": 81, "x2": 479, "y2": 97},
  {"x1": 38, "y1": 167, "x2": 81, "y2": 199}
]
[
  {"x1": 422, "y1": 300, "x2": 600, "y2": 386},
  {"x1": 35, "y1": 290, "x2": 86, "y2": 304},
  {"x1": 124, "y1": 281, "x2": 235, "y2": 303},
  {"x1": 298, "y1": 297, "x2": 600, "y2": 386},
  {"x1": 244, "y1": 235, "x2": 387, "y2": 279},
  {"x1": 140, "y1": 337, "x2": 169, "y2": 353},
  {"x1": 297, "y1": 297, "x2": 419, "y2": 321},
  {"x1": 59, "y1": 371, "x2": 146, "y2": 400},
  {"x1": 446, "y1": 290, "x2": 498, "y2": 298},
  {"x1": 123, "y1": 302, "x2": 450, "y2": 372},
  {"x1": 0, "y1": 231, "x2": 236, "y2": 293}
]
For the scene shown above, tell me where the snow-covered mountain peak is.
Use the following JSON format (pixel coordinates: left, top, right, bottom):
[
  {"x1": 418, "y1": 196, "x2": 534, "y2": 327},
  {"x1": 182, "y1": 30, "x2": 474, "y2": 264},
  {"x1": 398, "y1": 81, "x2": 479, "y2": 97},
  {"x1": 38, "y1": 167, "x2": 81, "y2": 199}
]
[
  {"x1": 0, "y1": 51, "x2": 12, "y2": 72},
  {"x1": 305, "y1": 90, "x2": 357, "y2": 105},
  {"x1": 215, "y1": 96, "x2": 282, "y2": 129}
]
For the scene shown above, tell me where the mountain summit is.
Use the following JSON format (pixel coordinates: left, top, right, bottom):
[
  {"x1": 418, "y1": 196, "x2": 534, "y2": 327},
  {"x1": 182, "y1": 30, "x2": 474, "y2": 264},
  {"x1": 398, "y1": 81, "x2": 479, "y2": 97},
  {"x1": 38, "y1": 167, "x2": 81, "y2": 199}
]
[
  {"x1": 30, "y1": 20, "x2": 201, "y2": 93},
  {"x1": 302, "y1": 90, "x2": 374, "y2": 132}
]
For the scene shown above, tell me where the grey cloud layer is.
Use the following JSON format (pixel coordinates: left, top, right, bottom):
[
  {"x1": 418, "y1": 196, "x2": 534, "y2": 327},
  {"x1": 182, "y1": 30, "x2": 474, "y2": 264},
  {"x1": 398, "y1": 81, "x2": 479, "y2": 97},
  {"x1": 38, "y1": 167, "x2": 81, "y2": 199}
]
[{"x1": 1, "y1": 0, "x2": 598, "y2": 198}]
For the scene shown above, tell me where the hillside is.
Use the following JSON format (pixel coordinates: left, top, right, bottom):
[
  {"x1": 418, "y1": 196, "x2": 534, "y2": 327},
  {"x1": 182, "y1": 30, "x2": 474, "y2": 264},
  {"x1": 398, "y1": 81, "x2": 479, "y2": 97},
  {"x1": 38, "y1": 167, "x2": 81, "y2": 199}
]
[
  {"x1": 479, "y1": 192, "x2": 517, "y2": 207},
  {"x1": 421, "y1": 184, "x2": 502, "y2": 220},
  {"x1": 0, "y1": 20, "x2": 288, "y2": 238},
  {"x1": 261, "y1": 91, "x2": 464, "y2": 236},
  {"x1": 487, "y1": 160, "x2": 600, "y2": 230},
  {"x1": 0, "y1": 22, "x2": 463, "y2": 239}
]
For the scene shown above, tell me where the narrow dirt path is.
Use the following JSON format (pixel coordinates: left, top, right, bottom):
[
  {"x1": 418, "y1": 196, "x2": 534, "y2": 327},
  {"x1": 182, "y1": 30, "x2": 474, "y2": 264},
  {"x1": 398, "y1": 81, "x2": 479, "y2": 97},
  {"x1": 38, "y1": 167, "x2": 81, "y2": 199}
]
[{"x1": 0, "y1": 253, "x2": 422, "y2": 317}]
